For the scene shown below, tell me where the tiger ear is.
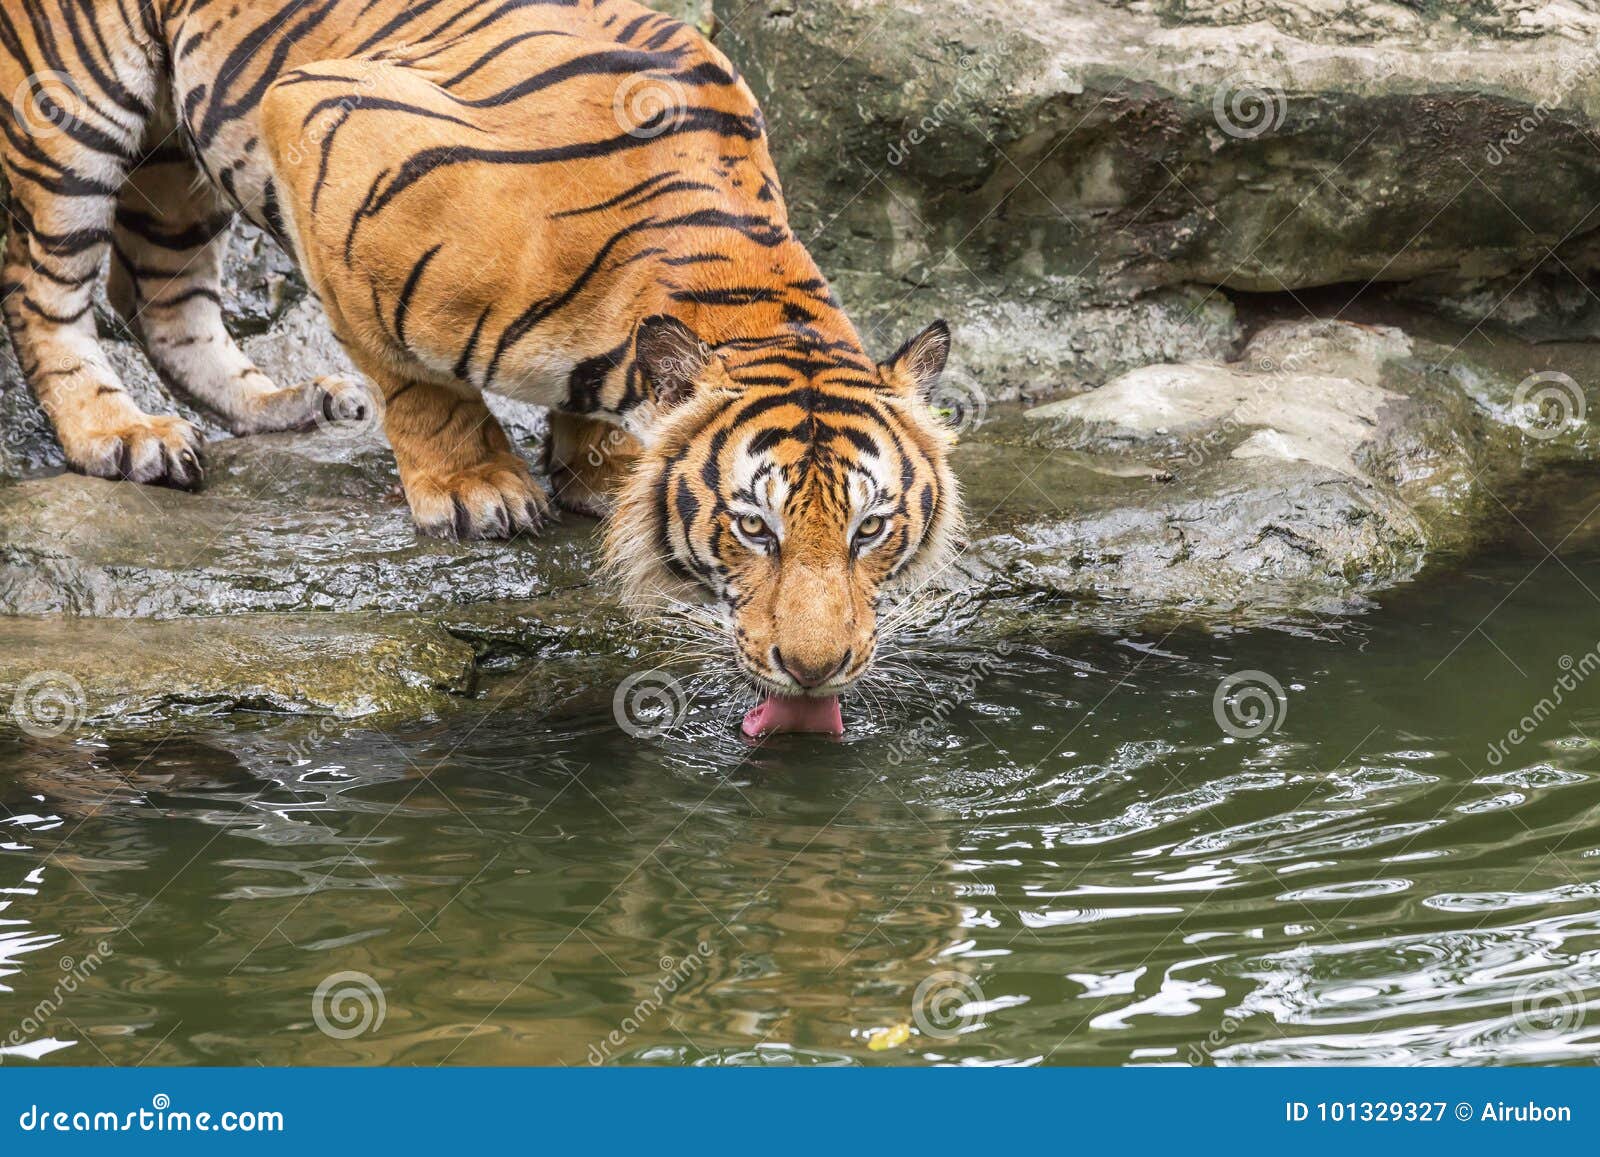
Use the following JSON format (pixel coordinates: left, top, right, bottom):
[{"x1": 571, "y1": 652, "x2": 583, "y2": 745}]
[
  {"x1": 635, "y1": 315, "x2": 716, "y2": 408},
  {"x1": 881, "y1": 319, "x2": 950, "y2": 400}
]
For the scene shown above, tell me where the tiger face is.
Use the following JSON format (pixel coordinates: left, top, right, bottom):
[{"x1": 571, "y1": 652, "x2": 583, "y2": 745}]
[{"x1": 607, "y1": 318, "x2": 964, "y2": 736}]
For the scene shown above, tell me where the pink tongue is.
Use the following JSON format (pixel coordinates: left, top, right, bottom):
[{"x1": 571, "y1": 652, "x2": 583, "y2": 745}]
[{"x1": 742, "y1": 695, "x2": 844, "y2": 739}]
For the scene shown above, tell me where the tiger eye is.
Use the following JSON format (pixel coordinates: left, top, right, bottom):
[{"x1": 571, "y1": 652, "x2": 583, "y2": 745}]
[
  {"x1": 738, "y1": 513, "x2": 769, "y2": 538},
  {"x1": 856, "y1": 515, "x2": 885, "y2": 540}
]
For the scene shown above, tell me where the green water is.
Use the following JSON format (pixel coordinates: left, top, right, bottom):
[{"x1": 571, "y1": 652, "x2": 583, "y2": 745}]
[{"x1": 4, "y1": 495, "x2": 1600, "y2": 1067}]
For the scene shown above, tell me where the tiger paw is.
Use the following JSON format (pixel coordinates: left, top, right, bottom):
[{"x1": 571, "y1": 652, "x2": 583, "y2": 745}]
[
  {"x1": 234, "y1": 374, "x2": 374, "y2": 435},
  {"x1": 67, "y1": 414, "x2": 205, "y2": 491},
  {"x1": 405, "y1": 454, "x2": 553, "y2": 541}
]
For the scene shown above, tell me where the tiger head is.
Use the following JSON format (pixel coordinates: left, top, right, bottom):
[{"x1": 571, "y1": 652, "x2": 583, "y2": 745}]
[{"x1": 606, "y1": 316, "x2": 964, "y2": 737}]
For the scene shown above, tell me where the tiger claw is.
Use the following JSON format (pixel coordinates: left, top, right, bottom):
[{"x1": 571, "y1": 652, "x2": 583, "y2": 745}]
[
  {"x1": 72, "y1": 414, "x2": 205, "y2": 492},
  {"x1": 315, "y1": 375, "x2": 372, "y2": 426},
  {"x1": 406, "y1": 453, "x2": 553, "y2": 542},
  {"x1": 158, "y1": 444, "x2": 206, "y2": 491}
]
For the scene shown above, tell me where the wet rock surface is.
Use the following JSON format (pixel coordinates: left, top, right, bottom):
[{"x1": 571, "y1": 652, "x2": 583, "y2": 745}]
[
  {"x1": 0, "y1": 437, "x2": 591, "y2": 619},
  {"x1": 981, "y1": 321, "x2": 1462, "y2": 620},
  {"x1": 0, "y1": 614, "x2": 477, "y2": 724}
]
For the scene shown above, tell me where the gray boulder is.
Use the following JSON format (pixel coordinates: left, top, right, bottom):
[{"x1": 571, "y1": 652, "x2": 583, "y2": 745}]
[
  {"x1": 980, "y1": 315, "x2": 1589, "y2": 625},
  {"x1": 719, "y1": 0, "x2": 1600, "y2": 389}
]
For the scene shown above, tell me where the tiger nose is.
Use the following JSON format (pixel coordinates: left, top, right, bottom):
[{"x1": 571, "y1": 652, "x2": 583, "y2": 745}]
[{"x1": 773, "y1": 647, "x2": 852, "y2": 690}]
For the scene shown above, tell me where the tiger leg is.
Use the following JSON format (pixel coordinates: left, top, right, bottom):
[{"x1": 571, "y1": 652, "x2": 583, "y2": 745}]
[
  {"x1": 0, "y1": 71, "x2": 201, "y2": 487},
  {"x1": 546, "y1": 411, "x2": 642, "y2": 518},
  {"x1": 108, "y1": 144, "x2": 371, "y2": 435},
  {"x1": 371, "y1": 369, "x2": 551, "y2": 541}
]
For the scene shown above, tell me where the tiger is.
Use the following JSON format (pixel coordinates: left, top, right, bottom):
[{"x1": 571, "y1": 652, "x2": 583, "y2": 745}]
[{"x1": 0, "y1": 0, "x2": 964, "y2": 735}]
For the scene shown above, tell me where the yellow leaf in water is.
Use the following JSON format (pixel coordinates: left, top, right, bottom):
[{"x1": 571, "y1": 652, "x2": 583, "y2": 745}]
[{"x1": 867, "y1": 1022, "x2": 912, "y2": 1051}]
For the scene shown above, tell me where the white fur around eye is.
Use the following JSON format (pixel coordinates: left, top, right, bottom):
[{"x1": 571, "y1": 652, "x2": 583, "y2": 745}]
[{"x1": 848, "y1": 471, "x2": 875, "y2": 514}]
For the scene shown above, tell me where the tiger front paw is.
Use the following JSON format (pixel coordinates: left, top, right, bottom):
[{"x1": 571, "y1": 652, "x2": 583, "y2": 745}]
[
  {"x1": 404, "y1": 453, "x2": 553, "y2": 541},
  {"x1": 66, "y1": 413, "x2": 205, "y2": 491}
]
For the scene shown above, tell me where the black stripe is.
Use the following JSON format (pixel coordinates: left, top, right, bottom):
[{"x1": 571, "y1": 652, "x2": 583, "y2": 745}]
[
  {"x1": 454, "y1": 304, "x2": 493, "y2": 381},
  {"x1": 346, "y1": 107, "x2": 764, "y2": 250},
  {"x1": 394, "y1": 244, "x2": 444, "y2": 350}
]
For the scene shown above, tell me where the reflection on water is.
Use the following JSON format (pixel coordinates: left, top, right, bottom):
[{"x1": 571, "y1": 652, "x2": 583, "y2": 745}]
[{"x1": 4, "y1": 546, "x2": 1600, "y2": 1066}]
